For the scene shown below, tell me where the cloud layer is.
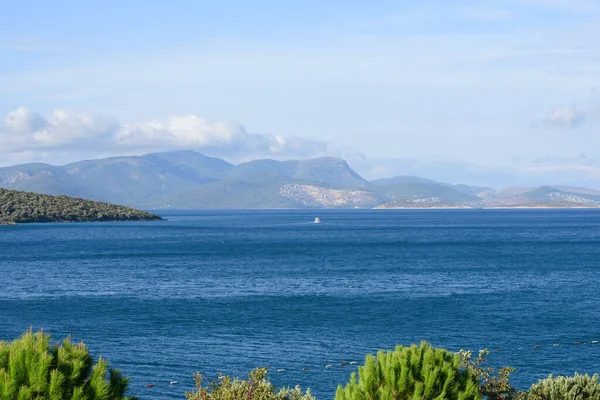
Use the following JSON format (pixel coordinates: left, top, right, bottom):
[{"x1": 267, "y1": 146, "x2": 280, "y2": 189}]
[{"x1": 0, "y1": 107, "x2": 332, "y2": 164}]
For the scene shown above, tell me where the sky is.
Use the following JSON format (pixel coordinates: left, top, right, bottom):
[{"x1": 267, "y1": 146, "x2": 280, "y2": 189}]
[{"x1": 1, "y1": 0, "x2": 599, "y2": 187}]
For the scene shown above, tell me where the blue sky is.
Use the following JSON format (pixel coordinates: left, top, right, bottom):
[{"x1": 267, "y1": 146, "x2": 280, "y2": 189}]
[{"x1": 1, "y1": 0, "x2": 599, "y2": 187}]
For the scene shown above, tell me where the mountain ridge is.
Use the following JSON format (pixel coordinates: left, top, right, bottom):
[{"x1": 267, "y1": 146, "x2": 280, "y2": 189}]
[{"x1": 1, "y1": 151, "x2": 599, "y2": 209}]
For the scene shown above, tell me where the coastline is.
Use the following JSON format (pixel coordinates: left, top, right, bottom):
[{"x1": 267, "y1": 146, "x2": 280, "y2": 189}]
[
  {"x1": 375, "y1": 206, "x2": 599, "y2": 210},
  {"x1": 156, "y1": 206, "x2": 600, "y2": 211},
  {"x1": 0, "y1": 219, "x2": 164, "y2": 225},
  {"x1": 373, "y1": 206, "x2": 472, "y2": 209},
  {"x1": 482, "y1": 206, "x2": 600, "y2": 209}
]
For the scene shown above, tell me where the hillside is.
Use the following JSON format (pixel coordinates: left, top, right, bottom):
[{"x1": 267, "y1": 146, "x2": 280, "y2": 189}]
[
  {"x1": 0, "y1": 188, "x2": 162, "y2": 223},
  {"x1": 146, "y1": 157, "x2": 372, "y2": 208},
  {"x1": 0, "y1": 152, "x2": 373, "y2": 208},
  {"x1": 1, "y1": 151, "x2": 600, "y2": 209},
  {"x1": 0, "y1": 151, "x2": 232, "y2": 205}
]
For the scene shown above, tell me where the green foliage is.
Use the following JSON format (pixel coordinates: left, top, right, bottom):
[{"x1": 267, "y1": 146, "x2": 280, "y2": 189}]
[
  {"x1": 0, "y1": 188, "x2": 161, "y2": 223},
  {"x1": 460, "y1": 349, "x2": 526, "y2": 400},
  {"x1": 184, "y1": 368, "x2": 314, "y2": 400},
  {"x1": 0, "y1": 329, "x2": 136, "y2": 400},
  {"x1": 527, "y1": 373, "x2": 600, "y2": 400},
  {"x1": 335, "y1": 342, "x2": 482, "y2": 400},
  {"x1": 4, "y1": 329, "x2": 599, "y2": 400}
]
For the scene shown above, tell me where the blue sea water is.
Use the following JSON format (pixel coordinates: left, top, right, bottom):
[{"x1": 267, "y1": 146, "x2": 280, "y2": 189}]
[{"x1": 1, "y1": 209, "x2": 600, "y2": 399}]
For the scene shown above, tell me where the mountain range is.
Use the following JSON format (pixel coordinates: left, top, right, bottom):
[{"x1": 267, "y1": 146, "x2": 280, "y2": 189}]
[{"x1": 1, "y1": 151, "x2": 600, "y2": 209}]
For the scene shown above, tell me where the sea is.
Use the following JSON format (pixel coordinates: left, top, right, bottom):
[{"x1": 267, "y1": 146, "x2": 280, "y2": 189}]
[{"x1": 1, "y1": 209, "x2": 600, "y2": 399}]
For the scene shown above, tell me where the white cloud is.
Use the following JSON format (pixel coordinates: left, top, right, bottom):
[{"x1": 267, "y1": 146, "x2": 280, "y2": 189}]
[
  {"x1": 0, "y1": 107, "x2": 332, "y2": 165},
  {"x1": 4, "y1": 107, "x2": 46, "y2": 134},
  {"x1": 1, "y1": 108, "x2": 119, "y2": 152},
  {"x1": 533, "y1": 106, "x2": 587, "y2": 129},
  {"x1": 115, "y1": 115, "x2": 246, "y2": 148},
  {"x1": 532, "y1": 89, "x2": 600, "y2": 129}
]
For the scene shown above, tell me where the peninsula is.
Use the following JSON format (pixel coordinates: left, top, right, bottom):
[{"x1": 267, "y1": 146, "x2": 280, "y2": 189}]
[{"x1": 0, "y1": 188, "x2": 162, "y2": 224}]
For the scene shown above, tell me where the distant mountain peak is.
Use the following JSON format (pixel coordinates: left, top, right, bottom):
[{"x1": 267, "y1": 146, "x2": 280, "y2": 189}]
[
  {"x1": 1, "y1": 151, "x2": 599, "y2": 209},
  {"x1": 149, "y1": 149, "x2": 203, "y2": 155}
]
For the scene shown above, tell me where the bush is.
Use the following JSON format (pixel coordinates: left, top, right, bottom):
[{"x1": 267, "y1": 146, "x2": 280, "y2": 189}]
[
  {"x1": 460, "y1": 349, "x2": 525, "y2": 400},
  {"x1": 334, "y1": 342, "x2": 482, "y2": 400},
  {"x1": 0, "y1": 329, "x2": 136, "y2": 400},
  {"x1": 527, "y1": 373, "x2": 600, "y2": 400},
  {"x1": 184, "y1": 367, "x2": 314, "y2": 400}
]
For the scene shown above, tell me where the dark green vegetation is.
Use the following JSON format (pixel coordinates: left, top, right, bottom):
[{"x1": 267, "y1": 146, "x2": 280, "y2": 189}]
[
  {"x1": 188, "y1": 344, "x2": 600, "y2": 400},
  {"x1": 185, "y1": 368, "x2": 314, "y2": 400},
  {"x1": 0, "y1": 330, "x2": 136, "y2": 400},
  {"x1": 2, "y1": 151, "x2": 600, "y2": 208},
  {"x1": 333, "y1": 345, "x2": 600, "y2": 400},
  {"x1": 0, "y1": 188, "x2": 161, "y2": 223},
  {"x1": 334, "y1": 342, "x2": 481, "y2": 400},
  {"x1": 3, "y1": 331, "x2": 599, "y2": 400}
]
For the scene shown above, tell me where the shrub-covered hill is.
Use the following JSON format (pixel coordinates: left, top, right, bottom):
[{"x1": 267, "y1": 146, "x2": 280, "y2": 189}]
[{"x1": 0, "y1": 188, "x2": 162, "y2": 223}]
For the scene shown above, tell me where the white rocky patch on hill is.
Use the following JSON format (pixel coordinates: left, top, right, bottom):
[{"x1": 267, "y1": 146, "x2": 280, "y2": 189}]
[
  {"x1": 279, "y1": 184, "x2": 375, "y2": 207},
  {"x1": 546, "y1": 192, "x2": 596, "y2": 204},
  {"x1": 0, "y1": 171, "x2": 32, "y2": 184},
  {"x1": 410, "y1": 196, "x2": 441, "y2": 203}
]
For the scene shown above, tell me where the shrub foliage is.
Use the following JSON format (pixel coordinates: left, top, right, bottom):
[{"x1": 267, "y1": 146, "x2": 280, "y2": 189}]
[
  {"x1": 460, "y1": 349, "x2": 525, "y2": 400},
  {"x1": 527, "y1": 373, "x2": 600, "y2": 400},
  {"x1": 334, "y1": 342, "x2": 482, "y2": 400},
  {"x1": 184, "y1": 367, "x2": 314, "y2": 400},
  {"x1": 0, "y1": 329, "x2": 136, "y2": 400}
]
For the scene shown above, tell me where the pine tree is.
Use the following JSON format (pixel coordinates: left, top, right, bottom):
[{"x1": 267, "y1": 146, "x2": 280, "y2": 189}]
[
  {"x1": 0, "y1": 329, "x2": 136, "y2": 400},
  {"x1": 335, "y1": 342, "x2": 482, "y2": 400}
]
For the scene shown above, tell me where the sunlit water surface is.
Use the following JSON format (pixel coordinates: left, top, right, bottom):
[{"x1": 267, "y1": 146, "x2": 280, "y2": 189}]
[{"x1": 1, "y1": 210, "x2": 600, "y2": 399}]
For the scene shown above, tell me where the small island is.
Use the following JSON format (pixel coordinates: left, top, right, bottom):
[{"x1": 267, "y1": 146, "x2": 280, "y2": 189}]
[{"x1": 0, "y1": 188, "x2": 162, "y2": 224}]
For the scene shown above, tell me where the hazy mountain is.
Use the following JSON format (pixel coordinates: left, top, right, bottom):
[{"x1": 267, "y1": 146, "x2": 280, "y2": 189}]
[
  {"x1": 553, "y1": 186, "x2": 600, "y2": 197},
  {"x1": 372, "y1": 176, "x2": 492, "y2": 200},
  {"x1": 351, "y1": 157, "x2": 600, "y2": 190},
  {"x1": 224, "y1": 157, "x2": 367, "y2": 188},
  {"x1": 0, "y1": 151, "x2": 232, "y2": 205},
  {"x1": 447, "y1": 184, "x2": 493, "y2": 197},
  {"x1": 1, "y1": 151, "x2": 599, "y2": 209},
  {"x1": 0, "y1": 163, "x2": 92, "y2": 198},
  {"x1": 372, "y1": 182, "x2": 479, "y2": 205},
  {"x1": 148, "y1": 157, "x2": 371, "y2": 208},
  {"x1": 520, "y1": 186, "x2": 600, "y2": 204},
  {"x1": 371, "y1": 176, "x2": 438, "y2": 186},
  {"x1": 477, "y1": 185, "x2": 600, "y2": 207}
]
